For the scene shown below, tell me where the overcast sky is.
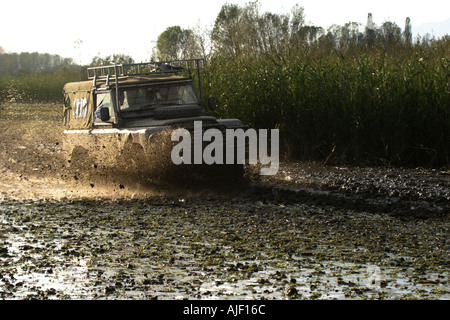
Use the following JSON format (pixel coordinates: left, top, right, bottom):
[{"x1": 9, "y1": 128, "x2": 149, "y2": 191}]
[{"x1": 1, "y1": 0, "x2": 449, "y2": 64}]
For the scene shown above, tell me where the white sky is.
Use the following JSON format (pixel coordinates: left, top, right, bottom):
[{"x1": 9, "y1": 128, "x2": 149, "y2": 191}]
[{"x1": 1, "y1": 0, "x2": 449, "y2": 64}]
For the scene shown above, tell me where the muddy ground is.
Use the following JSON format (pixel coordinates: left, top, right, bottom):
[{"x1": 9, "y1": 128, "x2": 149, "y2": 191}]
[{"x1": 0, "y1": 103, "x2": 448, "y2": 300}]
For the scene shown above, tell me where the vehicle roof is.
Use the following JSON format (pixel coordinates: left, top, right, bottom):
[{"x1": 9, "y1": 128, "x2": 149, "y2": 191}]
[{"x1": 63, "y1": 75, "x2": 191, "y2": 92}]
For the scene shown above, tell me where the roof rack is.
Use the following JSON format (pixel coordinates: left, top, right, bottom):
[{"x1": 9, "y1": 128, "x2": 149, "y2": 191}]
[
  {"x1": 88, "y1": 58, "x2": 206, "y2": 112},
  {"x1": 87, "y1": 58, "x2": 205, "y2": 79}
]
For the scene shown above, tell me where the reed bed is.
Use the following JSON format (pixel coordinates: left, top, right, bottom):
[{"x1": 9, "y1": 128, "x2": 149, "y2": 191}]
[
  {"x1": 203, "y1": 41, "x2": 449, "y2": 167},
  {"x1": 0, "y1": 67, "x2": 85, "y2": 103}
]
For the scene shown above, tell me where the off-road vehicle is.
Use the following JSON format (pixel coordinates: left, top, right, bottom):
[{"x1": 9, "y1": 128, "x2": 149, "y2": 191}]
[{"x1": 62, "y1": 59, "x2": 247, "y2": 176}]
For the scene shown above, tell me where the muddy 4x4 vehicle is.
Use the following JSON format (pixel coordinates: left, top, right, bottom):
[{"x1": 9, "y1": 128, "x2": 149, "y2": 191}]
[{"x1": 62, "y1": 59, "x2": 247, "y2": 176}]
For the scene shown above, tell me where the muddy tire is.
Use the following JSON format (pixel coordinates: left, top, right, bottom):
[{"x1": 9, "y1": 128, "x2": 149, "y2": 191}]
[{"x1": 153, "y1": 105, "x2": 202, "y2": 120}]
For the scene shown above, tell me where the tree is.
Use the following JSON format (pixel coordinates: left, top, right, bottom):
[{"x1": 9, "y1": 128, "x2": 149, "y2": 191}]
[
  {"x1": 380, "y1": 21, "x2": 402, "y2": 50},
  {"x1": 211, "y1": 2, "x2": 311, "y2": 57},
  {"x1": 257, "y1": 12, "x2": 287, "y2": 52},
  {"x1": 155, "y1": 26, "x2": 200, "y2": 60},
  {"x1": 0, "y1": 51, "x2": 73, "y2": 77},
  {"x1": 90, "y1": 54, "x2": 135, "y2": 66},
  {"x1": 190, "y1": 22, "x2": 213, "y2": 60},
  {"x1": 211, "y1": 3, "x2": 242, "y2": 57},
  {"x1": 289, "y1": 4, "x2": 306, "y2": 44}
]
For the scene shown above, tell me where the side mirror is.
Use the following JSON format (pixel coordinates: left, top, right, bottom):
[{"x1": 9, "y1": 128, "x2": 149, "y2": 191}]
[
  {"x1": 95, "y1": 105, "x2": 110, "y2": 122},
  {"x1": 207, "y1": 96, "x2": 216, "y2": 111}
]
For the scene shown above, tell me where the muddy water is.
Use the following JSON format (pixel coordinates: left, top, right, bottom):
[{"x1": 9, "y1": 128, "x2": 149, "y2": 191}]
[{"x1": 0, "y1": 164, "x2": 448, "y2": 300}]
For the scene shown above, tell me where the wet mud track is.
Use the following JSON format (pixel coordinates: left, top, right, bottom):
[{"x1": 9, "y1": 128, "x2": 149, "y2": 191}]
[
  {"x1": 0, "y1": 103, "x2": 448, "y2": 300},
  {"x1": 0, "y1": 165, "x2": 449, "y2": 300}
]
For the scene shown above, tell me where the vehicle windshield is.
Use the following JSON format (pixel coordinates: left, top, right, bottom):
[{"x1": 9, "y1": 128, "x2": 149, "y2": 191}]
[{"x1": 119, "y1": 83, "x2": 199, "y2": 112}]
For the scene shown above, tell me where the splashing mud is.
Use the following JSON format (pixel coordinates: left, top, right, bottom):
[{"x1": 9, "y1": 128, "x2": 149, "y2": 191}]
[{"x1": 0, "y1": 103, "x2": 448, "y2": 300}]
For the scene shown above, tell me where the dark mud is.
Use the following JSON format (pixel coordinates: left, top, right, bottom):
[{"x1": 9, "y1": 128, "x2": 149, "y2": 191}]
[
  {"x1": 0, "y1": 103, "x2": 449, "y2": 300},
  {"x1": 261, "y1": 163, "x2": 449, "y2": 218},
  {"x1": 0, "y1": 193, "x2": 448, "y2": 300}
]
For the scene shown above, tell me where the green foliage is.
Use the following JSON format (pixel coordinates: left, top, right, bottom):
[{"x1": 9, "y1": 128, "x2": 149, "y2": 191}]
[
  {"x1": 203, "y1": 37, "x2": 449, "y2": 167},
  {"x1": 155, "y1": 26, "x2": 202, "y2": 60},
  {"x1": 211, "y1": 2, "x2": 308, "y2": 57},
  {"x1": 0, "y1": 66, "x2": 85, "y2": 103},
  {"x1": 0, "y1": 52, "x2": 74, "y2": 77},
  {"x1": 0, "y1": 51, "x2": 85, "y2": 103},
  {"x1": 198, "y1": 2, "x2": 449, "y2": 167}
]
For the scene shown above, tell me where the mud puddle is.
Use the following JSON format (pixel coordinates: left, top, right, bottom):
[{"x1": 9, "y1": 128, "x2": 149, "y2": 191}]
[{"x1": 0, "y1": 193, "x2": 448, "y2": 300}]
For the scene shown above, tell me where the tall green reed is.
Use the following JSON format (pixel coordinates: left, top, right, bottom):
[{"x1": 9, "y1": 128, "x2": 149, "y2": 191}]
[
  {"x1": 203, "y1": 41, "x2": 449, "y2": 167},
  {"x1": 0, "y1": 67, "x2": 85, "y2": 103}
]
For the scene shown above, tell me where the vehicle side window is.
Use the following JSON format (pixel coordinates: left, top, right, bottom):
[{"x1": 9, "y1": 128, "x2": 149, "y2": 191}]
[{"x1": 94, "y1": 92, "x2": 115, "y2": 123}]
